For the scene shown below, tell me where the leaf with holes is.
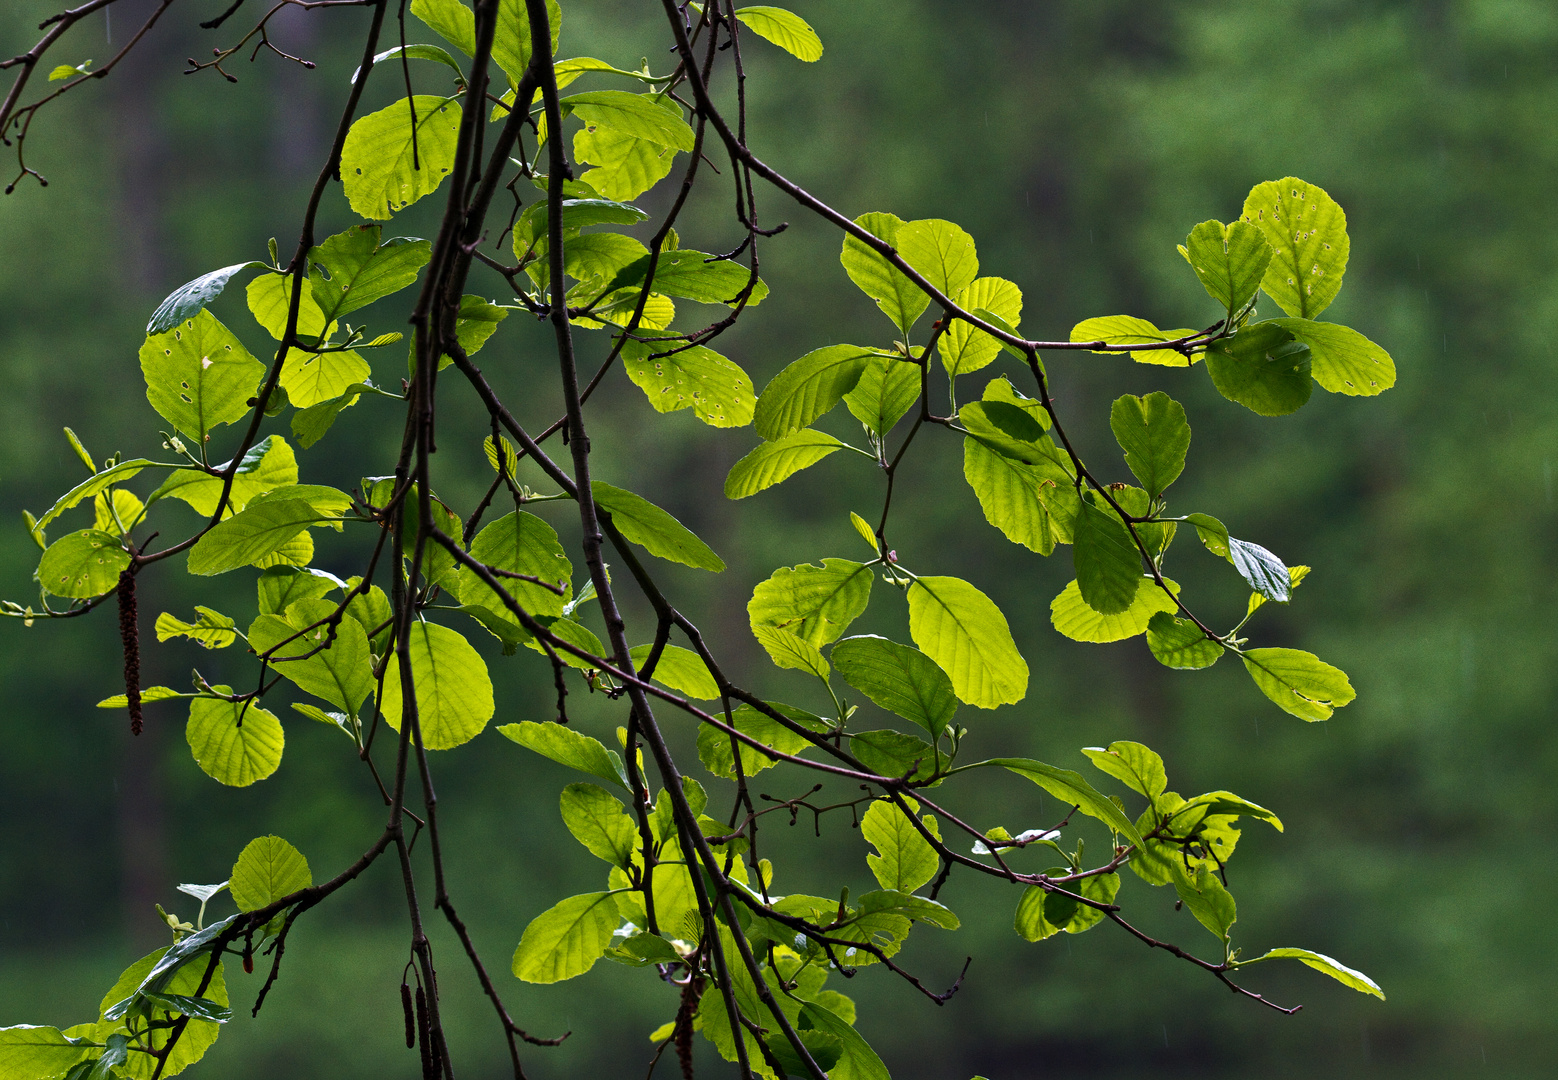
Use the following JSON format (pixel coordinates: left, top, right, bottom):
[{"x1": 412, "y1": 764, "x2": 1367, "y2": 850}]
[
  {"x1": 620, "y1": 339, "x2": 755, "y2": 427},
  {"x1": 140, "y1": 311, "x2": 265, "y2": 443},
  {"x1": 308, "y1": 225, "x2": 432, "y2": 324},
  {"x1": 1179, "y1": 219, "x2": 1272, "y2": 319},
  {"x1": 735, "y1": 6, "x2": 823, "y2": 61},
  {"x1": 36, "y1": 530, "x2": 127, "y2": 599},
  {"x1": 562, "y1": 91, "x2": 695, "y2": 151},
  {"x1": 340, "y1": 96, "x2": 462, "y2": 220},
  {"x1": 1241, "y1": 177, "x2": 1349, "y2": 319},
  {"x1": 748, "y1": 558, "x2": 873, "y2": 647},
  {"x1": 1204, "y1": 322, "x2": 1313, "y2": 417},
  {"x1": 1268, "y1": 318, "x2": 1396, "y2": 396},
  {"x1": 1242, "y1": 647, "x2": 1355, "y2": 721}
]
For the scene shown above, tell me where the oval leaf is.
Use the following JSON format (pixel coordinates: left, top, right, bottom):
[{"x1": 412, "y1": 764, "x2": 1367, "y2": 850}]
[
  {"x1": 724, "y1": 429, "x2": 844, "y2": 499},
  {"x1": 229, "y1": 835, "x2": 312, "y2": 912},
  {"x1": 906, "y1": 575, "x2": 1028, "y2": 708},
  {"x1": 381, "y1": 622, "x2": 495, "y2": 749}
]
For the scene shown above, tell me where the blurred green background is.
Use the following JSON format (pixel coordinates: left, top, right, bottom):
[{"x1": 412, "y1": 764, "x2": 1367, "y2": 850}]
[{"x1": 2, "y1": 0, "x2": 1554, "y2": 1077}]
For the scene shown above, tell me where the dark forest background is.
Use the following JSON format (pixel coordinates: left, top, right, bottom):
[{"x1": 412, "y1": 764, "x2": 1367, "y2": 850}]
[{"x1": 1, "y1": 1, "x2": 1554, "y2": 1078}]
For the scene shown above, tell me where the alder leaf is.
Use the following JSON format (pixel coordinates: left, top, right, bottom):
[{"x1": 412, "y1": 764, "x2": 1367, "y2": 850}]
[{"x1": 906, "y1": 575, "x2": 1028, "y2": 708}]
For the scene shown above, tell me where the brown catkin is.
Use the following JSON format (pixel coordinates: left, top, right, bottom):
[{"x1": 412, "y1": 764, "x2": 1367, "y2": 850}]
[
  {"x1": 676, "y1": 976, "x2": 704, "y2": 1080},
  {"x1": 401, "y1": 982, "x2": 416, "y2": 1049},
  {"x1": 116, "y1": 568, "x2": 141, "y2": 735},
  {"x1": 415, "y1": 985, "x2": 434, "y2": 1080}
]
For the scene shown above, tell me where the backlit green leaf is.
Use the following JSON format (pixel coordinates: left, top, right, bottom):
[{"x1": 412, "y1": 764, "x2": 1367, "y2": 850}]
[
  {"x1": 841, "y1": 212, "x2": 928, "y2": 334},
  {"x1": 861, "y1": 799, "x2": 938, "y2": 894},
  {"x1": 1109, "y1": 391, "x2": 1190, "y2": 499},
  {"x1": 1267, "y1": 318, "x2": 1396, "y2": 396},
  {"x1": 1070, "y1": 315, "x2": 1198, "y2": 367},
  {"x1": 186, "y1": 695, "x2": 284, "y2": 787},
  {"x1": 308, "y1": 226, "x2": 432, "y2": 324},
  {"x1": 748, "y1": 558, "x2": 872, "y2": 647},
  {"x1": 575, "y1": 117, "x2": 678, "y2": 201},
  {"x1": 1050, "y1": 577, "x2": 1177, "y2": 643},
  {"x1": 1204, "y1": 322, "x2": 1313, "y2": 417},
  {"x1": 1145, "y1": 612, "x2": 1224, "y2": 669},
  {"x1": 560, "y1": 783, "x2": 636, "y2": 868},
  {"x1": 155, "y1": 606, "x2": 237, "y2": 649},
  {"x1": 382, "y1": 622, "x2": 494, "y2": 749},
  {"x1": 987, "y1": 758, "x2": 1143, "y2": 844},
  {"x1": 1242, "y1": 647, "x2": 1355, "y2": 721},
  {"x1": 831, "y1": 635, "x2": 957, "y2": 737},
  {"x1": 1174, "y1": 862, "x2": 1237, "y2": 942},
  {"x1": 0, "y1": 1026, "x2": 90, "y2": 1080},
  {"x1": 753, "y1": 625, "x2": 830, "y2": 678},
  {"x1": 1072, "y1": 497, "x2": 1142, "y2": 615},
  {"x1": 498, "y1": 720, "x2": 627, "y2": 788},
  {"x1": 734, "y1": 6, "x2": 823, "y2": 61},
  {"x1": 1241, "y1": 177, "x2": 1349, "y2": 319},
  {"x1": 754, "y1": 345, "x2": 878, "y2": 441},
  {"x1": 1180, "y1": 219, "x2": 1272, "y2": 318},
  {"x1": 151, "y1": 435, "x2": 299, "y2": 517},
  {"x1": 229, "y1": 835, "x2": 312, "y2": 912},
  {"x1": 454, "y1": 510, "x2": 573, "y2": 618},
  {"x1": 620, "y1": 339, "x2": 755, "y2": 427},
  {"x1": 724, "y1": 429, "x2": 844, "y2": 498},
  {"x1": 187, "y1": 500, "x2": 319, "y2": 576},
  {"x1": 512, "y1": 892, "x2": 621, "y2": 983},
  {"x1": 630, "y1": 643, "x2": 719, "y2": 699},
  {"x1": 695, "y1": 701, "x2": 827, "y2": 779},
  {"x1": 906, "y1": 575, "x2": 1028, "y2": 708},
  {"x1": 247, "y1": 599, "x2": 375, "y2": 717},
  {"x1": 897, "y1": 218, "x2": 978, "y2": 303},
  {"x1": 940, "y1": 277, "x2": 1022, "y2": 377},
  {"x1": 36, "y1": 530, "x2": 127, "y2": 598},
  {"x1": 1245, "y1": 948, "x2": 1384, "y2": 999},
  {"x1": 140, "y1": 311, "x2": 265, "y2": 443},
  {"x1": 1081, "y1": 741, "x2": 1167, "y2": 799},
  {"x1": 562, "y1": 90, "x2": 695, "y2": 151},
  {"x1": 843, "y1": 352, "x2": 921, "y2": 436},
  {"x1": 592, "y1": 481, "x2": 724, "y2": 571},
  {"x1": 340, "y1": 96, "x2": 462, "y2": 220}
]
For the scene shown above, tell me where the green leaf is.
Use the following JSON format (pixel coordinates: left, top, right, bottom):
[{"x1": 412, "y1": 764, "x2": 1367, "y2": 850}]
[
  {"x1": 257, "y1": 565, "x2": 337, "y2": 615},
  {"x1": 851, "y1": 728, "x2": 938, "y2": 781},
  {"x1": 962, "y1": 437, "x2": 1059, "y2": 555},
  {"x1": 1179, "y1": 219, "x2": 1273, "y2": 318},
  {"x1": 600, "y1": 249, "x2": 767, "y2": 308},
  {"x1": 695, "y1": 701, "x2": 826, "y2": 779},
  {"x1": 1267, "y1": 317, "x2": 1396, "y2": 396},
  {"x1": 155, "y1": 606, "x2": 237, "y2": 649},
  {"x1": 1081, "y1": 741, "x2": 1167, "y2": 799},
  {"x1": 831, "y1": 635, "x2": 957, "y2": 737},
  {"x1": 748, "y1": 558, "x2": 873, "y2": 647},
  {"x1": 753, "y1": 625, "x2": 830, "y2": 678},
  {"x1": 340, "y1": 96, "x2": 462, "y2": 220},
  {"x1": 516, "y1": 199, "x2": 648, "y2": 255},
  {"x1": 896, "y1": 218, "x2": 978, "y2": 302},
  {"x1": 1174, "y1": 862, "x2": 1237, "y2": 942},
  {"x1": 410, "y1": 0, "x2": 475, "y2": 54},
  {"x1": 186, "y1": 695, "x2": 284, "y2": 787},
  {"x1": 136, "y1": 993, "x2": 232, "y2": 1024},
  {"x1": 281, "y1": 348, "x2": 371, "y2": 409},
  {"x1": 1241, "y1": 177, "x2": 1349, "y2": 319},
  {"x1": 1228, "y1": 536, "x2": 1291, "y2": 602},
  {"x1": 247, "y1": 599, "x2": 375, "y2": 717},
  {"x1": 724, "y1": 429, "x2": 844, "y2": 499},
  {"x1": 246, "y1": 271, "x2": 331, "y2": 343},
  {"x1": 97, "y1": 686, "x2": 184, "y2": 708},
  {"x1": 454, "y1": 510, "x2": 573, "y2": 619},
  {"x1": 1109, "y1": 391, "x2": 1190, "y2": 499},
  {"x1": 754, "y1": 345, "x2": 878, "y2": 441},
  {"x1": 36, "y1": 530, "x2": 127, "y2": 598},
  {"x1": 229, "y1": 835, "x2": 312, "y2": 912},
  {"x1": 560, "y1": 783, "x2": 636, "y2": 868},
  {"x1": 854, "y1": 889, "x2": 959, "y2": 929},
  {"x1": 140, "y1": 310, "x2": 265, "y2": 443},
  {"x1": 454, "y1": 294, "x2": 508, "y2": 357},
  {"x1": 842, "y1": 352, "x2": 920, "y2": 436},
  {"x1": 1242, "y1": 648, "x2": 1356, "y2": 721},
  {"x1": 498, "y1": 720, "x2": 628, "y2": 788},
  {"x1": 841, "y1": 212, "x2": 928, "y2": 334},
  {"x1": 987, "y1": 758, "x2": 1143, "y2": 845},
  {"x1": 1014, "y1": 872, "x2": 1119, "y2": 941},
  {"x1": 574, "y1": 118, "x2": 679, "y2": 201},
  {"x1": 186, "y1": 500, "x2": 319, "y2": 576},
  {"x1": 0, "y1": 1026, "x2": 90, "y2": 1080},
  {"x1": 148, "y1": 262, "x2": 266, "y2": 335},
  {"x1": 361, "y1": 42, "x2": 467, "y2": 83},
  {"x1": 308, "y1": 225, "x2": 431, "y2": 324},
  {"x1": 631, "y1": 643, "x2": 719, "y2": 699},
  {"x1": 512, "y1": 892, "x2": 621, "y2": 983},
  {"x1": 1182, "y1": 790, "x2": 1284, "y2": 831},
  {"x1": 734, "y1": 6, "x2": 823, "y2": 61},
  {"x1": 906, "y1": 575, "x2": 1028, "y2": 708},
  {"x1": 940, "y1": 277, "x2": 1022, "y2": 377},
  {"x1": 95, "y1": 944, "x2": 230, "y2": 1077},
  {"x1": 1245, "y1": 948, "x2": 1384, "y2": 999},
  {"x1": 34, "y1": 458, "x2": 156, "y2": 532},
  {"x1": 591, "y1": 481, "x2": 724, "y2": 571},
  {"x1": 1070, "y1": 315, "x2": 1198, "y2": 367},
  {"x1": 620, "y1": 339, "x2": 755, "y2": 428},
  {"x1": 1145, "y1": 612, "x2": 1224, "y2": 669},
  {"x1": 562, "y1": 90, "x2": 695, "y2": 151},
  {"x1": 151, "y1": 435, "x2": 299, "y2": 517},
  {"x1": 1184, "y1": 512, "x2": 1230, "y2": 557},
  {"x1": 1204, "y1": 321, "x2": 1313, "y2": 416},
  {"x1": 526, "y1": 616, "x2": 605, "y2": 669},
  {"x1": 490, "y1": 0, "x2": 562, "y2": 85},
  {"x1": 1072, "y1": 497, "x2": 1142, "y2": 615},
  {"x1": 1050, "y1": 577, "x2": 1178, "y2": 643},
  {"x1": 799, "y1": 1001, "x2": 890, "y2": 1080},
  {"x1": 382, "y1": 622, "x2": 494, "y2": 749}
]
